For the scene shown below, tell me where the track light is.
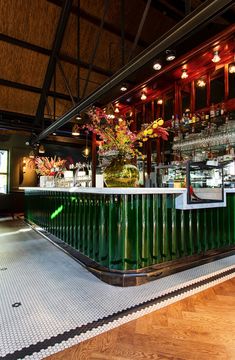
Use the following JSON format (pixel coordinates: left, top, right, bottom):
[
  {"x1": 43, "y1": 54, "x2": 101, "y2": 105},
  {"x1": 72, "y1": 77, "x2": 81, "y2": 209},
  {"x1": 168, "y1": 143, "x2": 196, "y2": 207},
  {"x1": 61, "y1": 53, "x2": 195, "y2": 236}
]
[
  {"x1": 196, "y1": 78, "x2": 206, "y2": 87},
  {"x1": 72, "y1": 124, "x2": 80, "y2": 136},
  {"x1": 141, "y1": 92, "x2": 147, "y2": 101},
  {"x1": 181, "y1": 68, "x2": 188, "y2": 79},
  {"x1": 212, "y1": 50, "x2": 221, "y2": 63},
  {"x1": 38, "y1": 144, "x2": 45, "y2": 154},
  {"x1": 166, "y1": 49, "x2": 176, "y2": 61},
  {"x1": 120, "y1": 84, "x2": 127, "y2": 91},
  {"x1": 153, "y1": 61, "x2": 162, "y2": 70},
  {"x1": 29, "y1": 150, "x2": 35, "y2": 159}
]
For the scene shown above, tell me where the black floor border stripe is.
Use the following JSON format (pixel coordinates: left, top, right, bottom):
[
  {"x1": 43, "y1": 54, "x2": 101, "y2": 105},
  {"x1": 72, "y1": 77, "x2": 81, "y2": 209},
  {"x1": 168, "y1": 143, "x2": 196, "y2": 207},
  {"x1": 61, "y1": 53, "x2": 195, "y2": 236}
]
[{"x1": 1, "y1": 267, "x2": 235, "y2": 360}]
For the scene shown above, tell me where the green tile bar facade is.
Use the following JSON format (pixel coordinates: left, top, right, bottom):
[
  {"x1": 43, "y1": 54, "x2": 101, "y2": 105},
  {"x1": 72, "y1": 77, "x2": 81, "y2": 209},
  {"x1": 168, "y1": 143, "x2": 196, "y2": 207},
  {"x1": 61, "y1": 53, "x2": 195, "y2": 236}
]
[{"x1": 24, "y1": 188, "x2": 235, "y2": 285}]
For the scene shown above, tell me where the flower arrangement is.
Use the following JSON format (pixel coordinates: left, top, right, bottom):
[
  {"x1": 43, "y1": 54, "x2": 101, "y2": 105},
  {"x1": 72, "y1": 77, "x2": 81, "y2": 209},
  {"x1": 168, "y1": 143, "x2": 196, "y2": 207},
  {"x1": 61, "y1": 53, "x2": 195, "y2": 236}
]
[
  {"x1": 34, "y1": 156, "x2": 66, "y2": 176},
  {"x1": 86, "y1": 107, "x2": 169, "y2": 159}
]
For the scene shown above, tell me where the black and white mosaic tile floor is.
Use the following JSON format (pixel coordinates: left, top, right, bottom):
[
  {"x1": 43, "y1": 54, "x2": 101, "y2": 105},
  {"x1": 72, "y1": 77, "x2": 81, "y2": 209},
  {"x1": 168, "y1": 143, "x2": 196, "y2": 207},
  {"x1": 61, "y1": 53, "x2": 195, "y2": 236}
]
[{"x1": 0, "y1": 219, "x2": 235, "y2": 360}]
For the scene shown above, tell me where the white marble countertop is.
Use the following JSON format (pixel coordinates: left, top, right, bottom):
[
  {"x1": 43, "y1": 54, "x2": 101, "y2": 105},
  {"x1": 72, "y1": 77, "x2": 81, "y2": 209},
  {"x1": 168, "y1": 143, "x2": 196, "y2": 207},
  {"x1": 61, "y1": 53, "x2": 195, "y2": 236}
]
[{"x1": 19, "y1": 187, "x2": 187, "y2": 195}]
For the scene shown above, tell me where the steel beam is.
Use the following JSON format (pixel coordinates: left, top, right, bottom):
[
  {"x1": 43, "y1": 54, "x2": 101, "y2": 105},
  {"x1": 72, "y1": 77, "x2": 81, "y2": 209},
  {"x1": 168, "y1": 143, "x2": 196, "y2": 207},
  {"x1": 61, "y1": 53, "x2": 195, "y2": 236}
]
[
  {"x1": 35, "y1": 0, "x2": 73, "y2": 125},
  {"x1": 33, "y1": 0, "x2": 235, "y2": 143},
  {"x1": 127, "y1": 0, "x2": 151, "y2": 62},
  {"x1": 47, "y1": 0, "x2": 149, "y2": 48},
  {"x1": 82, "y1": 0, "x2": 109, "y2": 98},
  {"x1": 0, "y1": 33, "x2": 113, "y2": 77},
  {"x1": 120, "y1": 0, "x2": 125, "y2": 66},
  {"x1": 0, "y1": 78, "x2": 77, "y2": 102},
  {"x1": 57, "y1": 59, "x2": 76, "y2": 106}
]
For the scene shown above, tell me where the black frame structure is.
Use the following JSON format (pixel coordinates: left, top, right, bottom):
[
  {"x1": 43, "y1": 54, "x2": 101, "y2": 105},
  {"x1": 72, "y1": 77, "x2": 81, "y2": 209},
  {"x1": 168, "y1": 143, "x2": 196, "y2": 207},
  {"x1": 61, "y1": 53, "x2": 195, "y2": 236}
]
[{"x1": 31, "y1": 0, "x2": 235, "y2": 145}]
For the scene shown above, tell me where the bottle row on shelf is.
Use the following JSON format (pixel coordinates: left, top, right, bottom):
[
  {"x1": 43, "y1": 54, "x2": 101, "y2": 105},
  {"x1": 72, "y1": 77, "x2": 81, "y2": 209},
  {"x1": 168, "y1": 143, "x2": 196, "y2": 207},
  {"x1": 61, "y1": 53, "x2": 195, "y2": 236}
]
[{"x1": 171, "y1": 104, "x2": 233, "y2": 133}]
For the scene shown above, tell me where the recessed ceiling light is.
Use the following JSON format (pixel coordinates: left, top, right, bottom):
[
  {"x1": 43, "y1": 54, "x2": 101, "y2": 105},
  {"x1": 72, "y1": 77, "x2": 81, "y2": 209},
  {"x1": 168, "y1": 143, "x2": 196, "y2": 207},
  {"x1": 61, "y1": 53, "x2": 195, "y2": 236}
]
[{"x1": 153, "y1": 61, "x2": 162, "y2": 70}]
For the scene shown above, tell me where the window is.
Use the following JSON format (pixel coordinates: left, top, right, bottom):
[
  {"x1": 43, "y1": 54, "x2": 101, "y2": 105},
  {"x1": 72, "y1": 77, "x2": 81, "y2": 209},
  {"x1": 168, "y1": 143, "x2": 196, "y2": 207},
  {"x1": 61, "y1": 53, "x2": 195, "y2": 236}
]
[{"x1": 0, "y1": 150, "x2": 9, "y2": 193}]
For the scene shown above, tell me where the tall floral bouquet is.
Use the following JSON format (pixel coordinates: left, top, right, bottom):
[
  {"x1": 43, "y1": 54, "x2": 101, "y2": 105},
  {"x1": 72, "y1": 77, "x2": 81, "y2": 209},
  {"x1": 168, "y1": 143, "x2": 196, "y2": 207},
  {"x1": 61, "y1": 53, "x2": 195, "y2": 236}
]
[
  {"x1": 34, "y1": 156, "x2": 66, "y2": 176},
  {"x1": 86, "y1": 107, "x2": 169, "y2": 159}
]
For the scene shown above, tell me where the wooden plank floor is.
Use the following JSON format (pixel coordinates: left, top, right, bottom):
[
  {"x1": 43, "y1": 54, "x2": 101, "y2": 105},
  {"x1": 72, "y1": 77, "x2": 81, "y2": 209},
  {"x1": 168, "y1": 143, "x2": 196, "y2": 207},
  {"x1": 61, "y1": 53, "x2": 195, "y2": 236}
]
[{"x1": 46, "y1": 278, "x2": 235, "y2": 360}]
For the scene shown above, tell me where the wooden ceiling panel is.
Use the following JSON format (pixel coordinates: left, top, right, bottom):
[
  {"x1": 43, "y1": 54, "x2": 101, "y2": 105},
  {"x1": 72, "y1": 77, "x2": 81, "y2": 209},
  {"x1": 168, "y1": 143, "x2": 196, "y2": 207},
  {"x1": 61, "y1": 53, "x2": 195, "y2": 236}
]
[
  {"x1": 46, "y1": 96, "x2": 73, "y2": 118},
  {"x1": 0, "y1": 0, "x2": 60, "y2": 49},
  {"x1": 0, "y1": 41, "x2": 49, "y2": 87},
  {"x1": 0, "y1": 86, "x2": 39, "y2": 116},
  {"x1": 61, "y1": 13, "x2": 143, "y2": 73}
]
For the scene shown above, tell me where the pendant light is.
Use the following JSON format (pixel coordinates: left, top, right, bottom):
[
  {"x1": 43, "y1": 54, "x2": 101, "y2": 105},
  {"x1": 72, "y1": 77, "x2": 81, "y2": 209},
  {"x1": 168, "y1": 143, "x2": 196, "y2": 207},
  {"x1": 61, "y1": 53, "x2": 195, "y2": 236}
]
[
  {"x1": 212, "y1": 50, "x2": 221, "y2": 63},
  {"x1": 82, "y1": 133, "x2": 90, "y2": 158}
]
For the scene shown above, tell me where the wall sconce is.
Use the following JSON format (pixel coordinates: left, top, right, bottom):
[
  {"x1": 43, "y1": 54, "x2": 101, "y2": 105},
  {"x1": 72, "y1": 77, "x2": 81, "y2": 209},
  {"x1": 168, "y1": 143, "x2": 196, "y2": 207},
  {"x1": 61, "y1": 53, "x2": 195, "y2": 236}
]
[
  {"x1": 212, "y1": 50, "x2": 221, "y2": 63},
  {"x1": 72, "y1": 123, "x2": 80, "y2": 136},
  {"x1": 22, "y1": 157, "x2": 27, "y2": 173},
  {"x1": 196, "y1": 78, "x2": 206, "y2": 87},
  {"x1": 153, "y1": 61, "x2": 162, "y2": 70},
  {"x1": 166, "y1": 49, "x2": 176, "y2": 61},
  {"x1": 181, "y1": 68, "x2": 188, "y2": 79},
  {"x1": 229, "y1": 62, "x2": 235, "y2": 74},
  {"x1": 141, "y1": 92, "x2": 147, "y2": 101},
  {"x1": 38, "y1": 144, "x2": 45, "y2": 154},
  {"x1": 157, "y1": 99, "x2": 163, "y2": 105}
]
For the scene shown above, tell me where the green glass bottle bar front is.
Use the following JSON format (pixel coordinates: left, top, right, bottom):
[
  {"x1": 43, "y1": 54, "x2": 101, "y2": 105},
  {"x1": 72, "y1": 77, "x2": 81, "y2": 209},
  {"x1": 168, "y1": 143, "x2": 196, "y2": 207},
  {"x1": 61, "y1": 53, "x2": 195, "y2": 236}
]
[{"x1": 25, "y1": 190, "x2": 235, "y2": 271}]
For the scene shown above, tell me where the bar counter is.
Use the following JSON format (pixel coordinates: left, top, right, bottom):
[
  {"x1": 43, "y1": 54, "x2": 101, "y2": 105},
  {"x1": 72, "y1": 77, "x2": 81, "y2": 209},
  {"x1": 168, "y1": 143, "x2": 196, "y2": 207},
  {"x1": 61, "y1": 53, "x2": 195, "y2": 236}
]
[{"x1": 22, "y1": 187, "x2": 235, "y2": 286}]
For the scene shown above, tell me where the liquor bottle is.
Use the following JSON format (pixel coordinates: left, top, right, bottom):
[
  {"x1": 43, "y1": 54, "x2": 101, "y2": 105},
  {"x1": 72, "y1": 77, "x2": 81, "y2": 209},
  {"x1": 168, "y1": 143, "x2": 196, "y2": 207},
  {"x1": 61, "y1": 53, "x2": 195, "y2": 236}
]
[
  {"x1": 181, "y1": 113, "x2": 185, "y2": 125},
  {"x1": 210, "y1": 103, "x2": 215, "y2": 118},
  {"x1": 171, "y1": 114, "x2": 175, "y2": 129},
  {"x1": 184, "y1": 112, "x2": 189, "y2": 125},
  {"x1": 175, "y1": 114, "x2": 179, "y2": 128},
  {"x1": 216, "y1": 104, "x2": 220, "y2": 117},
  {"x1": 220, "y1": 102, "x2": 226, "y2": 116},
  {"x1": 189, "y1": 113, "x2": 192, "y2": 124},
  {"x1": 192, "y1": 113, "x2": 196, "y2": 123}
]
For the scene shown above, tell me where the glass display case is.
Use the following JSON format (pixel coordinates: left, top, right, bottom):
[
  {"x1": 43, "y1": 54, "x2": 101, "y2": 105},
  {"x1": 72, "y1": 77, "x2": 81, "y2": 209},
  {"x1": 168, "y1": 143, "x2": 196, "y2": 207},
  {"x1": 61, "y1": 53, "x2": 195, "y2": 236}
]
[{"x1": 186, "y1": 161, "x2": 224, "y2": 204}]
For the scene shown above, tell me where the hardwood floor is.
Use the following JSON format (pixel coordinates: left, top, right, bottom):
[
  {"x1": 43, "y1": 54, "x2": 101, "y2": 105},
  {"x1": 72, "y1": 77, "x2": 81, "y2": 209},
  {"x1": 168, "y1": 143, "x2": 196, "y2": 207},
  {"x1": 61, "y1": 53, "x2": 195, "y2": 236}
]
[{"x1": 46, "y1": 278, "x2": 235, "y2": 360}]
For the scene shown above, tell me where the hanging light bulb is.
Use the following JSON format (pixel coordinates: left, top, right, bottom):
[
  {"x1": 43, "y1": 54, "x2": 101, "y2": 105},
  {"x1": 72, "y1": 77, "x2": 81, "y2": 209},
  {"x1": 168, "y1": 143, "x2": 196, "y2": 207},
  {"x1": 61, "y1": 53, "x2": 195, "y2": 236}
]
[
  {"x1": 196, "y1": 78, "x2": 206, "y2": 87},
  {"x1": 153, "y1": 61, "x2": 162, "y2": 70},
  {"x1": 76, "y1": 114, "x2": 82, "y2": 120},
  {"x1": 82, "y1": 134, "x2": 90, "y2": 158},
  {"x1": 38, "y1": 144, "x2": 45, "y2": 154},
  {"x1": 181, "y1": 68, "x2": 188, "y2": 79},
  {"x1": 114, "y1": 106, "x2": 120, "y2": 113},
  {"x1": 72, "y1": 124, "x2": 80, "y2": 136},
  {"x1": 157, "y1": 99, "x2": 163, "y2": 105},
  {"x1": 212, "y1": 50, "x2": 221, "y2": 63},
  {"x1": 141, "y1": 92, "x2": 147, "y2": 101}
]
